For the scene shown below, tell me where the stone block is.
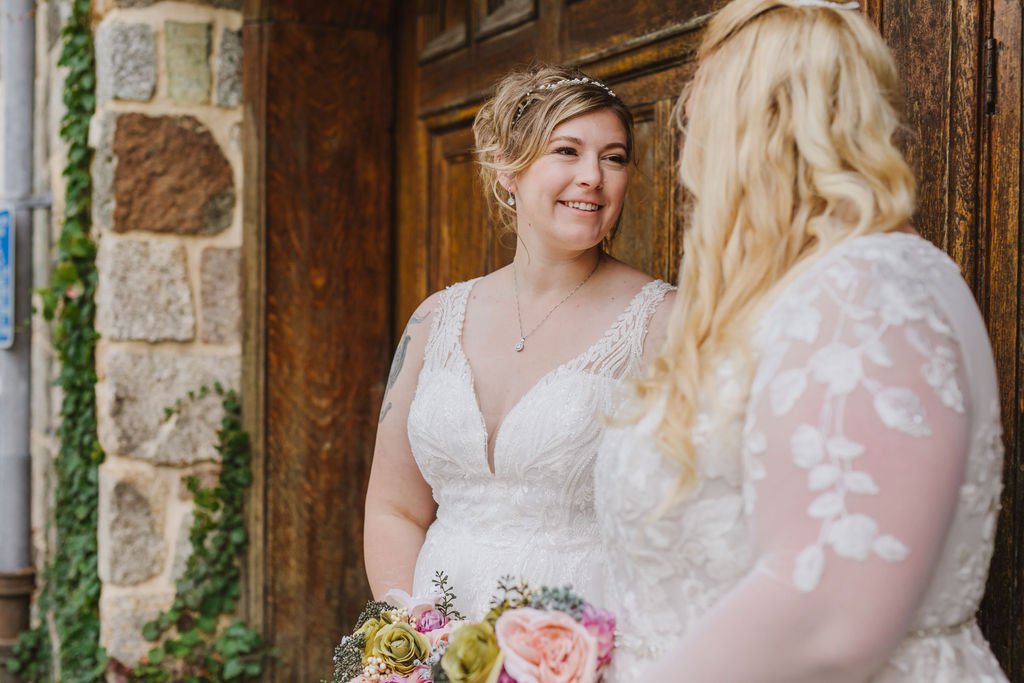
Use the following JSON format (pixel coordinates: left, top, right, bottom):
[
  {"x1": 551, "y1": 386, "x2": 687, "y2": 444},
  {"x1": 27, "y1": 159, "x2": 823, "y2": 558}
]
[
  {"x1": 99, "y1": 469, "x2": 167, "y2": 586},
  {"x1": 97, "y1": 238, "x2": 196, "y2": 342},
  {"x1": 200, "y1": 247, "x2": 241, "y2": 344},
  {"x1": 171, "y1": 510, "x2": 194, "y2": 582},
  {"x1": 98, "y1": 349, "x2": 241, "y2": 465},
  {"x1": 215, "y1": 28, "x2": 242, "y2": 107},
  {"x1": 91, "y1": 111, "x2": 118, "y2": 231},
  {"x1": 166, "y1": 21, "x2": 211, "y2": 104},
  {"x1": 100, "y1": 588, "x2": 175, "y2": 667},
  {"x1": 112, "y1": 113, "x2": 235, "y2": 235},
  {"x1": 96, "y1": 22, "x2": 156, "y2": 103}
]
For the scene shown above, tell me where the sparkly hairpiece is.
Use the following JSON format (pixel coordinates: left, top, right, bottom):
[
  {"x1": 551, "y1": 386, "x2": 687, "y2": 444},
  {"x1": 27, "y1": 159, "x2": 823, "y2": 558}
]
[
  {"x1": 793, "y1": 0, "x2": 859, "y2": 9},
  {"x1": 511, "y1": 76, "x2": 619, "y2": 127}
]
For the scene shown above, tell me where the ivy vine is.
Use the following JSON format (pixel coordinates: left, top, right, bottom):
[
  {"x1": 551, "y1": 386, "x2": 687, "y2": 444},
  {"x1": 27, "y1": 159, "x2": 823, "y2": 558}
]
[
  {"x1": 124, "y1": 385, "x2": 272, "y2": 682},
  {"x1": 5, "y1": 5, "x2": 269, "y2": 681},
  {"x1": 6, "y1": 0, "x2": 103, "y2": 680}
]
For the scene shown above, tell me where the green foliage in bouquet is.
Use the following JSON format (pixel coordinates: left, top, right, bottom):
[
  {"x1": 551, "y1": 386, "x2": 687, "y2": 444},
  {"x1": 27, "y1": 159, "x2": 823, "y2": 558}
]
[
  {"x1": 433, "y1": 570, "x2": 463, "y2": 621},
  {"x1": 129, "y1": 386, "x2": 272, "y2": 682},
  {"x1": 528, "y1": 584, "x2": 586, "y2": 620},
  {"x1": 484, "y1": 575, "x2": 533, "y2": 625},
  {"x1": 328, "y1": 600, "x2": 391, "y2": 683},
  {"x1": 328, "y1": 571, "x2": 463, "y2": 683}
]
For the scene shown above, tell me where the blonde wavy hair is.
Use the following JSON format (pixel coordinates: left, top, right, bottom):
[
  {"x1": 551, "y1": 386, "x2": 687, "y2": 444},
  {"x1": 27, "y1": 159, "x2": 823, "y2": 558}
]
[
  {"x1": 634, "y1": 0, "x2": 917, "y2": 492},
  {"x1": 473, "y1": 64, "x2": 635, "y2": 236}
]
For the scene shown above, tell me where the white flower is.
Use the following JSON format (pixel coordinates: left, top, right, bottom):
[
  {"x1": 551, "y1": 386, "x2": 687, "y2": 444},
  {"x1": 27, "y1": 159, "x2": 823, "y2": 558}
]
[
  {"x1": 809, "y1": 343, "x2": 863, "y2": 394},
  {"x1": 827, "y1": 514, "x2": 878, "y2": 560},
  {"x1": 791, "y1": 424, "x2": 825, "y2": 468}
]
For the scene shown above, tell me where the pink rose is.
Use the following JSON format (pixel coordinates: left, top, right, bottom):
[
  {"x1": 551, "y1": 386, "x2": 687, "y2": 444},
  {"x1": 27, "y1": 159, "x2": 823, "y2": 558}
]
[
  {"x1": 426, "y1": 620, "x2": 457, "y2": 649},
  {"x1": 579, "y1": 605, "x2": 615, "y2": 668},
  {"x1": 417, "y1": 609, "x2": 449, "y2": 633},
  {"x1": 494, "y1": 608, "x2": 598, "y2": 683},
  {"x1": 383, "y1": 667, "x2": 432, "y2": 683}
]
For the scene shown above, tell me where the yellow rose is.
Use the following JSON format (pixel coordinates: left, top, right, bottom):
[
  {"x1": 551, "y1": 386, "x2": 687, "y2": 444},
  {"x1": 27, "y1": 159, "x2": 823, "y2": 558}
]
[
  {"x1": 441, "y1": 622, "x2": 503, "y2": 683},
  {"x1": 370, "y1": 622, "x2": 431, "y2": 675},
  {"x1": 356, "y1": 617, "x2": 385, "y2": 660}
]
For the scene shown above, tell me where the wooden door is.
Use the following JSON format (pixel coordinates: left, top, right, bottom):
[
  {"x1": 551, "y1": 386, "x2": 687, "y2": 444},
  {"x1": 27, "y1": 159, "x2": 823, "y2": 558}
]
[
  {"x1": 243, "y1": 1, "x2": 396, "y2": 680},
  {"x1": 394, "y1": 0, "x2": 721, "y2": 321},
  {"x1": 866, "y1": 2, "x2": 1021, "y2": 678},
  {"x1": 391, "y1": 0, "x2": 1021, "y2": 678}
]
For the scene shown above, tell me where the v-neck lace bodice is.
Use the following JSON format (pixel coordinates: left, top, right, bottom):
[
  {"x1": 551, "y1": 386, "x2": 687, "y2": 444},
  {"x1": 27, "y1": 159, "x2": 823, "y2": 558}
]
[{"x1": 408, "y1": 278, "x2": 671, "y2": 618}]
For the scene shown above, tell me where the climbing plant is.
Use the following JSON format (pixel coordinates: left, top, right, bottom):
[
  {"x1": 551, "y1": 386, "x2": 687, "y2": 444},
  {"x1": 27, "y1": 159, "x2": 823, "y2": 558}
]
[
  {"x1": 126, "y1": 385, "x2": 271, "y2": 682},
  {"x1": 6, "y1": 0, "x2": 104, "y2": 680}
]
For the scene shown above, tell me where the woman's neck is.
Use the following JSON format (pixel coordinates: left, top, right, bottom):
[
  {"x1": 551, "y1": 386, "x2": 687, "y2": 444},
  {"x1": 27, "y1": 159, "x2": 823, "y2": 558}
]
[{"x1": 510, "y1": 242, "x2": 602, "y2": 297}]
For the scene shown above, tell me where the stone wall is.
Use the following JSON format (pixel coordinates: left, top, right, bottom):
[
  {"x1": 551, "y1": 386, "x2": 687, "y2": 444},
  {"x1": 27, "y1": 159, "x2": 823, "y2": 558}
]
[{"x1": 85, "y1": 0, "x2": 241, "y2": 667}]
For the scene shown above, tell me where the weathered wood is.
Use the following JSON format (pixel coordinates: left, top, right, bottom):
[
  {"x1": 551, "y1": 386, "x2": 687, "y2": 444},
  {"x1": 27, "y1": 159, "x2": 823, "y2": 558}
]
[
  {"x1": 979, "y1": 0, "x2": 1022, "y2": 677},
  {"x1": 881, "y1": 1, "x2": 953, "y2": 250},
  {"x1": 245, "y1": 5, "x2": 396, "y2": 678},
  {"x1": 240, "y1": 17, "x2": 269, "y2": 641}
]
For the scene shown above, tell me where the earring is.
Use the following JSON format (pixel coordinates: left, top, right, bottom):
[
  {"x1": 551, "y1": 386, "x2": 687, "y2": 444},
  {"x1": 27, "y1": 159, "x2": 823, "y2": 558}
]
[{"x1": 507, "y1": 194, "x2": 516, "y2": 207}]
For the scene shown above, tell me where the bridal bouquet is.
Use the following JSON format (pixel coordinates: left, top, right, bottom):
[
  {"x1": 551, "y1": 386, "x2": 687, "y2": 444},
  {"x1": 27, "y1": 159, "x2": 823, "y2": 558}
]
[{"x1": 328, "y1": 573, "x2": 615, "y2": 683}]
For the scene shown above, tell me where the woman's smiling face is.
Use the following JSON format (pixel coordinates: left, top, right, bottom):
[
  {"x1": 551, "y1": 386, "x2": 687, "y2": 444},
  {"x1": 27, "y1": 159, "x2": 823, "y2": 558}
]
[{"x1": 509, "y1": 108, "x2": 631, "y2": 252}]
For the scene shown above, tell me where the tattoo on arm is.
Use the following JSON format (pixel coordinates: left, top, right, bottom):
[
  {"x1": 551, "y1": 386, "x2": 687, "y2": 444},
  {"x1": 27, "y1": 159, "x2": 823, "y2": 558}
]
[{"x1": 379, "y1": 310, "x2": 429, "y2": 424}]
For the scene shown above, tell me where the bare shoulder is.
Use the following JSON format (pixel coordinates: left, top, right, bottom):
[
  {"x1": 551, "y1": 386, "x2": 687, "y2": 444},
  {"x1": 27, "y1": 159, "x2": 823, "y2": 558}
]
[
  {"x1": 598, "y1": 258, "x2": 672, "y2": 298},
  {"x1": 408, "y1": 289, "x2": 444, "y2": 326}
]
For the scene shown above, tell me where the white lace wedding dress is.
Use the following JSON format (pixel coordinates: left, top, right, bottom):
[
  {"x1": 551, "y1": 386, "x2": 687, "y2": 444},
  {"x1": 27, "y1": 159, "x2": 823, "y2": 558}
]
[
  {"x1": 596, "y1": 233, "x2": 1008, "y2": 681},
  {"x1": 408, "y1": 277, "x2": 672, "y2": 619}
]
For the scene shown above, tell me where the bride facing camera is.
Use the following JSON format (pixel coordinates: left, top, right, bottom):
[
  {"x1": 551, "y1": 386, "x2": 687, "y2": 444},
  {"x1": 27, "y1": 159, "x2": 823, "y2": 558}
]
[
  {"x1": 364, "y1": 65, "x2": 674, "y2": 618},
  {"x1": 596, "y1": 0, "x2": 1009, "y2": 681}
]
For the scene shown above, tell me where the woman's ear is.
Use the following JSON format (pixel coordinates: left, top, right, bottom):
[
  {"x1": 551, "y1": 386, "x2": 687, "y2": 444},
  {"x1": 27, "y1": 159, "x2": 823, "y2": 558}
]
[{"x1": 497, "y1": 171, "x2": 515, "y2": 194}]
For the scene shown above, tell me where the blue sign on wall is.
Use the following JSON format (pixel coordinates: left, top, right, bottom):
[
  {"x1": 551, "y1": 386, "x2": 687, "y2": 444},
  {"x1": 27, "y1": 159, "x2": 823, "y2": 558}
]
[{"x1": 0, "y1": 208, "x2": 12, "y2": 349}]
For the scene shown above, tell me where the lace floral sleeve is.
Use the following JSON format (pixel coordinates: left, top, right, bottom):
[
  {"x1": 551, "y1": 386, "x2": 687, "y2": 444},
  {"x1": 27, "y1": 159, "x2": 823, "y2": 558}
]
[
  {"x1": 741, "y1": 245, "x2": 970, "y2": 596},
  {"x1": 640, "y1": 239, "x2": 977, "y2": 682}
]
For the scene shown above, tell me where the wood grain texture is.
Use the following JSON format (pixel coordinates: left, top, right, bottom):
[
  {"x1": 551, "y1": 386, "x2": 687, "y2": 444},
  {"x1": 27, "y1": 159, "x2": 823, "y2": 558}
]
[
  {"x1": 247, "y1": 6, "x2": 396, "y2": 678},
  {"x1": 881, "y1": 1, "x2": 953, "y2": 249},
  {"x1": 979, "y1": 0, "x2": 1022, "y2": 676},
  {"x1": 246, "y1": 0, "x2": 393, "y2": 28},
  {"x1": 240, "y1": 18, "x2": 269, "y2": 637}
]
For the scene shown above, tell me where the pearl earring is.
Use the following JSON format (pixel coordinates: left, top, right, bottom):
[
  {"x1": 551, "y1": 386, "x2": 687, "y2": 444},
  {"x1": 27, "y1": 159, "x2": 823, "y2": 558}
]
[{"x1": 507, "y1": 193, "x2": 516, "y2": 207}]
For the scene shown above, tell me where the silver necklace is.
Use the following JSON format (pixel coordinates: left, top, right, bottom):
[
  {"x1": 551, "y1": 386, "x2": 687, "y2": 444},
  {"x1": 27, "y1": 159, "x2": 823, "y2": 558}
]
[{"x1": 512, "y1": 256, "x2": 601, "y2": 352}]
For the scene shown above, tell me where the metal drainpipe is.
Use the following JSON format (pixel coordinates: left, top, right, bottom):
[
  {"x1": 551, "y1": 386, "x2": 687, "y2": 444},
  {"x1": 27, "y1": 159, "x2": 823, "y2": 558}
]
[{"x1": 0, "y1": 0, "x2": 38, "y2": 672}]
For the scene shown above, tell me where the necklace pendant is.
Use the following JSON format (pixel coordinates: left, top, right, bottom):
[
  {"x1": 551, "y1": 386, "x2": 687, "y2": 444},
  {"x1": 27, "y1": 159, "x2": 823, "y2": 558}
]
[{"x1": 514, "y1": 338, "x2": 525, "y2": 352}]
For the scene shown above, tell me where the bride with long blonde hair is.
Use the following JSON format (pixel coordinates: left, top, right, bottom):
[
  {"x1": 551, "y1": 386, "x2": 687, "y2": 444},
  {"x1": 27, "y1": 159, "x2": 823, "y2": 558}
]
[{"x1": 596, "y1": 0, "x2": 1008, "y2": 680}]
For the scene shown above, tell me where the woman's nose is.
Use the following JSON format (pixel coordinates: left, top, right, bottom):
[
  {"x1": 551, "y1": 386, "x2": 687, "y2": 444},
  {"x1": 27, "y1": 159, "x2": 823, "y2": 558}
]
[{"x1": 576, "y1": 154, "x2": 603, "y2": 189}]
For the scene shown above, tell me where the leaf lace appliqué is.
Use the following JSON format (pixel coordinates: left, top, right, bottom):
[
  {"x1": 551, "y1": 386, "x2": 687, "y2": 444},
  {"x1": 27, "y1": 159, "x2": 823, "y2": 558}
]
[{"x1": 746, "y1": 242, "x2": 967, "y2": 592}]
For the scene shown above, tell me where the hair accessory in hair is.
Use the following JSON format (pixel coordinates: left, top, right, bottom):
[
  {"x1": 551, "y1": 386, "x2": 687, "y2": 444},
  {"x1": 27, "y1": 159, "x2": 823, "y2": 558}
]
[
  {"x1": 793, "y1": 0, "x2": 859, "y2": 8},
  {"x1": 511, "y1": 76, "x2": 618, "y2": 127}
]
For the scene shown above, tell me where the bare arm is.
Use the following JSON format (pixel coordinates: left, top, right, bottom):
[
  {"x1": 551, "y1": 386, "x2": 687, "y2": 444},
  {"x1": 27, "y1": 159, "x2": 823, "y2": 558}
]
[{"x1": 364, "y1": 294, "x2": 441, "y2": 598}]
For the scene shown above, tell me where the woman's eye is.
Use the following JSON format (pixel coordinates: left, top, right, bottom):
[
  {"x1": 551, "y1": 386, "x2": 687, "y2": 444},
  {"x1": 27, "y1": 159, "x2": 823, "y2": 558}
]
[
  {"x1": 604, "y1": 154, "x2": 628, "y2": 165},
  {"x1": 554, "y1": 146, "x2": 578, "y2": 156}
]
